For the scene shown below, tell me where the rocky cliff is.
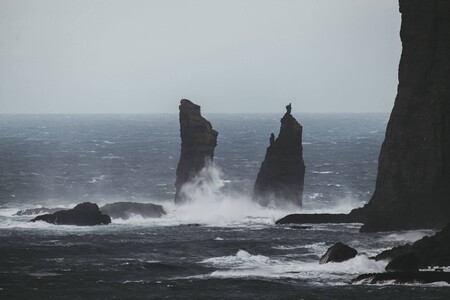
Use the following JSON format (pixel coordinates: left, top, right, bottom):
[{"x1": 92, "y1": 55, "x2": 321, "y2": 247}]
[
  {"x1": 275, "y1": 1, "x2": 450, "y2": 231},
  {"x1": 352, "y1": 0, "x2": 450, "y2": 232},
  {"x1": 174, "y1": 99, "x2": 218, "y2": 204},
  {"x1": 253, "y1": 104, "x2": 305, "y2": 206}
]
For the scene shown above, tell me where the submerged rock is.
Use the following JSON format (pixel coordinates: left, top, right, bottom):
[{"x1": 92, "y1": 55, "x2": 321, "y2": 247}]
[
  {"x1": 385, "y1": 253, "x2": 419, "y2": 272},
  {"x1": 253, "y1": 103, "x2": 305, "y2": 206},
  {"x1": 319, "y1": 242, "x2": 357, "y2": 264},
  {"x1": 100, "y1": 202, "x2": 165, "y2": 220},
  {"x1": 14, "y1": 207, "x2": 61, "y2": 216},
  {"x1": 174, "y1": 99, "x2": 218, "y2": 204},
  {"x1": 350, "y1": 0, "x2": 450, "y2": 232},
  {"x1": 375, "y1": 223, "x2": 450, "y2": 268},
  {"x1": 30, "y1": 202, "x2": 111, "y2": 226},
  {"x1": 352, "y1": 271, "x2": 450, "y2": 285}
]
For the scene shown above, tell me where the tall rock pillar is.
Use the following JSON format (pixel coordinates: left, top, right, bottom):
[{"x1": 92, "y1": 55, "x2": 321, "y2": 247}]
[
  {"x1": 174, "y1": 99, "x2": 218, "y2": 204},
  {"x1": 253, "y1": 104, "x2": 305, "y2": 207}
]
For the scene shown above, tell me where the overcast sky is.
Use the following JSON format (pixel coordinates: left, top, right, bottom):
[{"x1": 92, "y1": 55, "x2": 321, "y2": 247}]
[{"x1": 0, "y1": 0, "x2": 401, "y2": 114}]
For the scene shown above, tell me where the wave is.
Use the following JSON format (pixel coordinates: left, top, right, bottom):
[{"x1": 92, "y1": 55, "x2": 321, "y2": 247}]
[
  {"x1": 381, "y1": 230, "x2": 435, "y2": 243},
  {"x1": 197, "y1": 249, "x2": 386, "y2": 282},
  {"x1": 1, "y1": 164, "x2": 367, "y2": 229}
]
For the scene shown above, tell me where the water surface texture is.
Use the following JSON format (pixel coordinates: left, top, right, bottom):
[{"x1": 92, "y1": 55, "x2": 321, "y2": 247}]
[{"x1": 1, "y1": 114, "x2": 448, "y2": 299}]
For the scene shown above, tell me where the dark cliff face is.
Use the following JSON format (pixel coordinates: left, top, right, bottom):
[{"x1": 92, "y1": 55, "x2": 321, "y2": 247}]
[
  {"x1": 253, "y1": 104, "x2": 305, "y2": 207},
  {"x1": 354, "y1": 0, "x2": 450, "y2": 231},
  {"x1": 174, "y1": 99, "x2": 218, "y2": 204}
]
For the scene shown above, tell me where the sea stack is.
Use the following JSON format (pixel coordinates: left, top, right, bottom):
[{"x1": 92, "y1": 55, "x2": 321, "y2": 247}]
[
  {"x1": 253, "y1": 104, "x2": 305, "y2": 206},
  {"x1": 174, "y1": 99, "x2": 218, "y2": 204},
  {"x1": 351, "y1": 0, "x2": 450, "y2": 232}
]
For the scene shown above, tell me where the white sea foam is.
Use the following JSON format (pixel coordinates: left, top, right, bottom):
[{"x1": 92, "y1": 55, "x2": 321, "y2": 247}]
[
  {"x1": 382, "y1": 230, "x2": 435, "y2": 243},
  {"x1": 198, "y1": 249, "x2": 386, "y2": 281},
  {"x1": 88, "y1": 175, "x2": 106, "y2": 183},
  {"x1": 152, "y1": 163, "x2": 298, "y2": 227}
]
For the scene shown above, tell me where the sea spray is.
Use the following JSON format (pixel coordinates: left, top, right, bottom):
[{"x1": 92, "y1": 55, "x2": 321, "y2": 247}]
[{"x1": 164, "y1": 162, "x2": 299, "y2": 226}]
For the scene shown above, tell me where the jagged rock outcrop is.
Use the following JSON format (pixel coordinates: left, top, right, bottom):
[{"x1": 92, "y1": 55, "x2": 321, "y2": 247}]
[
  {"x1": 30, "y1": 202, "x2": 111, "y2": 226},
  {"x1": 100, "y1": 202, "x2": 165, "y2": 219},
  {"x1": 275, "y1": 213, "x2": 364, "y2": 225},
  {"x1": 174, "y1": 99, "x2": 218, "y2": 204},
  {"x1": 253, "y1": 104, "x2": 305, "y2": 206},
  {"x1": 319, "y1": 242, "x2": 358, "y2": 264},
  {"x1": 352, "y1": 0, "x2": 450, "y2": 232},
  {"x1": 375, "y1": 223, "x2": 450, "y2": 268},
  {"x1": 385, "y1": 253, "x2": 419, "y2": 272},
  {"x1": 352, "y1": 271, "x2": 450, "y2": 285}
]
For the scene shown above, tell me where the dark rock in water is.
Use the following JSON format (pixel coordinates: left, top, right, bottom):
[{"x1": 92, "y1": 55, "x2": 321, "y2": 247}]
[
  {"x1": 350, "y1": 0, "x2": 450, "y2": 232},
  {"x1": 174, "y1": 99, "x2": 218, "y2": 204},
  {"x1": 30, "y1": 202, "x2": 111, "y2": 226},
  {"x1": 375, "y1": 223, "x2": 450, "y2": 268},
  {"x1": 100, "y1": 202, "x2": 165, "y2": 220},
  {"x1": 351, "y1": 271, "x2": 450, "y2": 285},
  {"x1": 288, "y1": 225, "x2": 312, "y2": 230},
  {"x1": 385, "y1": 253, "x2": 419, "y2": 272},
  {"x1": 319, "y1": 242, "x2": 357, "y2": 264},
  {"x1": 275, "y1": 213, "x2": 362, "y2": 225},
  {"x1": 253, "y1": 104, "x2": 305, "y2": 207},
  {"x1": 14, "y1": 207, "x2": 61, "y2": 216}
]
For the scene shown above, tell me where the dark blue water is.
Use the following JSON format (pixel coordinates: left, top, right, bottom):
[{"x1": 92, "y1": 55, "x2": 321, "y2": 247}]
[{"x1": 0, "y1": 114, "x2": 448, "y2": 299}]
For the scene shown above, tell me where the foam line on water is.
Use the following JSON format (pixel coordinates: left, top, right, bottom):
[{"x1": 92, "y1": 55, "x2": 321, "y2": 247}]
[{"x1": 197, "y1": 249, "x2": 386, "y2": 282}]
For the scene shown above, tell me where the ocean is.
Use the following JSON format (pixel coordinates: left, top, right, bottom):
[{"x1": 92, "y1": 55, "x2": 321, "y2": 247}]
[{"x1": 0, "y1": 113, "x2": 448, "y2": 299}]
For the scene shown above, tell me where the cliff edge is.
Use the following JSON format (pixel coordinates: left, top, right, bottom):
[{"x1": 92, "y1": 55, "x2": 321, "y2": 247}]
[{"x1": 353, "y1": 0, "x2": 450, "y2": 231}]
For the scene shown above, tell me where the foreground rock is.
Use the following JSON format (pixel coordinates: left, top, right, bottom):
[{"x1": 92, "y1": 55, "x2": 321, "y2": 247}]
[
  {"x1": 30, "y1": 202, "x2": 111, "y2": 226},
  {"x1": 319, "y1": 242, "x2": 357, "y2": 264},
  {"x1": 14, "y1": 207, "x2": 61, "y2": 216},
  {"x1": 385, "y1": 253, "x2": 419, "y2": 272},
  {"x1": 349, "y1": 0, "x2": 450, "y2": 232},
  {"x1": 100, "y1": 202, "x2": 165, "y2": 219},
  {"x1": 352, "y1": 271, "x2": 450, "y2": 285},
  {"x1": 375, "y1": 223, "x2": 450, "y2": 268},
  {"x1": 253, "y1": 104, "x2": 305, "y2": 207},
  {"x1": 276, "y1": 213, "x2": 363, "y2": 225},
  {"x1": 174, "y1": 99, "x2": 218, "y2": 204}
]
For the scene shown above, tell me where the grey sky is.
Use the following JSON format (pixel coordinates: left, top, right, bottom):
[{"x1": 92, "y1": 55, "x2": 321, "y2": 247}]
[{"x1": 0, "y1": 0, "x2": 401, "y2": 114}]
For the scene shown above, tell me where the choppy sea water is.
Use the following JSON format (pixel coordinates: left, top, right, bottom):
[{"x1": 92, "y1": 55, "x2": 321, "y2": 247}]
[{"x1": 0, "y1": 114, "x2": 448, "y2": 299}]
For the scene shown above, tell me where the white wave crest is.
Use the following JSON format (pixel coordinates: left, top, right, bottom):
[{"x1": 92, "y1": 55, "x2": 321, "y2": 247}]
[
  {"x1": 199, "y1": 249, "x2": 386, "y2": 281},
  {"x1": 382, "y1": 230, "x2": 435, "y2": 243}
]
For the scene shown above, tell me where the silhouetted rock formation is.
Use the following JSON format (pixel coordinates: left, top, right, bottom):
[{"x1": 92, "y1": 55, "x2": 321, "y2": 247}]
[
  {"x1": 352, "y1": 271, "x2": 450, "y2": 285},
  {"x1": 319, "y1": 242, "x2": 357, "y2": 264},
  {"x1": 30, "y1": 202, "x2": 111, "y2": 226},
  {"x1": 14, "y1": 207, "x2": 61, "y2": 216},
  {"x1": 351, "y1": 0, "x2": 450, "y2": 232},
  {"x1": 100, "y1": 202, "x2": 165, "y2": 219},
  {"x1": 253, "y1": 104, "x2": 305, "y2": 206},
  {"x1": 375, "y1": 223, "x2": 450, "y2": 268},
  {"x1": 174, "y1": 99, "x2": 218, "y2": 204},
  {"x1": 275, "y1": 213, "x2": 363, "y2": 225},
  {"x1": 385, "y1": 253, "x2": 419, "y2": 272},
  {"x1": 276, "y1": 0, "x2": 450, "y2": 231}
]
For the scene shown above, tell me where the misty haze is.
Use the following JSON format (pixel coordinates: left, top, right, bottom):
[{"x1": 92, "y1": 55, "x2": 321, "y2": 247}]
[{"x1": 1, "y1": 0, "x2": 449, "y2": 299}]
